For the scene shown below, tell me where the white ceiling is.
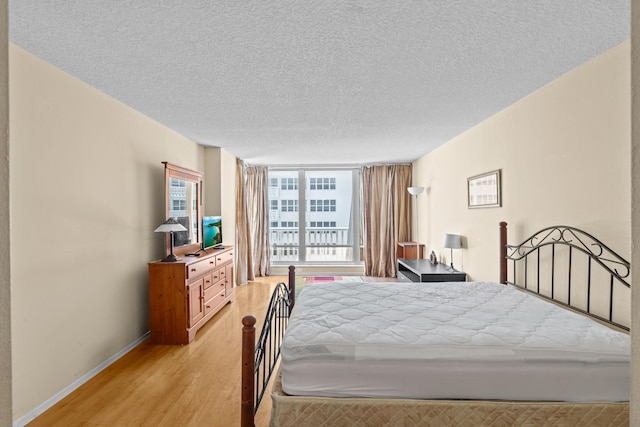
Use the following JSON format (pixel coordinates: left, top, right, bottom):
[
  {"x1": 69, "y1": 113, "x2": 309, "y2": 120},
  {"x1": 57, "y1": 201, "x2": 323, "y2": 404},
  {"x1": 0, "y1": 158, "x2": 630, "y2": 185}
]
[{"x1": 9, "y1": 1, "x2": 630, "y2": 165}]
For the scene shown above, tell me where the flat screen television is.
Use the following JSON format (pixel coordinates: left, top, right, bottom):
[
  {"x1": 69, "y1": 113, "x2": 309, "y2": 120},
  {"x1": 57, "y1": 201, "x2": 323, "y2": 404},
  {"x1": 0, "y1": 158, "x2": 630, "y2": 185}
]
[{"x1": 202, "y1": 216, "x2": 223, "y2": 249}]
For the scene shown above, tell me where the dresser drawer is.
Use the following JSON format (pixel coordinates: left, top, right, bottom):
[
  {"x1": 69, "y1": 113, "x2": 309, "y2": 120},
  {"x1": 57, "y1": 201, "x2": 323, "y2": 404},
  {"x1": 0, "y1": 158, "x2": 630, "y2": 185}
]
[
  {"x1": 203, "y1": 273, "x2": 214, "y2": 289},
  {"x1": 204, "y1": 287, "x2": 226, "y2": 316},
  {"x1": 210, "y1": 267, "x2": 223, "y2": 283},
  {"x1": 215, "y1": 250, "x2": 233, "y2": 266},
  {"x1": 204, "y1": 278, "x2": 226, "y2": 300},
  {"x1": 187, "y1": 257, "x2": 217, "y2": 279}
]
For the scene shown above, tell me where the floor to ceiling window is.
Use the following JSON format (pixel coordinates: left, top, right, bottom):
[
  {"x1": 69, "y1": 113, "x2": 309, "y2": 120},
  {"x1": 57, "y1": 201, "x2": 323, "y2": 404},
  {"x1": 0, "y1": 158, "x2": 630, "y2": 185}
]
[{"x1": 268, "y1": 168, "x2": 361, "y2": 265}]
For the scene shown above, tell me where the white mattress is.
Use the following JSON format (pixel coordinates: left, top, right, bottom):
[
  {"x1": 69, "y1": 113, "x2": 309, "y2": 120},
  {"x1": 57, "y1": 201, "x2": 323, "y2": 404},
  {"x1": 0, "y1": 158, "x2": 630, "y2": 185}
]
[{"x1": 281, "y1": 281, "x2": 630, "y2": 402}]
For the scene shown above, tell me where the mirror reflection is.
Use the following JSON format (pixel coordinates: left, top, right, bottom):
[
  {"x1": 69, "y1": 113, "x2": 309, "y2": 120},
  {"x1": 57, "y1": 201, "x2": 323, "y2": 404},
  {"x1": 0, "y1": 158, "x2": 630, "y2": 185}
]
[{"x1": 168, "y1": 177, "x2": 199, "y2": 247}]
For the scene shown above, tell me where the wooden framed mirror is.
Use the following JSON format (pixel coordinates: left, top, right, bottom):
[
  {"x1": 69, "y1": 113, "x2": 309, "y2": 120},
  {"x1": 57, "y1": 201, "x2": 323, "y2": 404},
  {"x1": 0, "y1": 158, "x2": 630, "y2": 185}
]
[{"x1": 163, "y1": 162, "x2": 203, "y2": 257}]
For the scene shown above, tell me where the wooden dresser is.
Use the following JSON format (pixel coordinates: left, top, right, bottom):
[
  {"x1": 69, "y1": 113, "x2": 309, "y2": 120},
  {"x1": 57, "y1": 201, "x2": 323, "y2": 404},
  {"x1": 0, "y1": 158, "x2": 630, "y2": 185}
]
[{"x1": 148, "y1": 246, "x2": 234, "y2": 344}]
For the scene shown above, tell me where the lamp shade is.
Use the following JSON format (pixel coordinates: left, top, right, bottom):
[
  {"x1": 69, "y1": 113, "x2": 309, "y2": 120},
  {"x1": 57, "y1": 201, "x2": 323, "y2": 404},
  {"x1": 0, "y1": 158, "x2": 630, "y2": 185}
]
[
  {"x1": 443, "y1": 233, "x2": 461, "y2": 249},
  {"x1": 154, "y1": 217, "x2": 188, "y2": 233},
  {"x1": 407, "y1": 186, "x2": 425, "y2": 196}
]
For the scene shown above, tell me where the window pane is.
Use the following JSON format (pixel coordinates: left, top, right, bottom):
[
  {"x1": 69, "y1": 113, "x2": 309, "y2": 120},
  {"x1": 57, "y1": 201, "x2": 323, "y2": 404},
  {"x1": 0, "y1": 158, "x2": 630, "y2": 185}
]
[
  {"x1": 305, "y1": 170, "x2": 354, "y2": 262},
  {"x1": 269, "y1": 169, "x2": 358, "y2": 264},
  {"x1": 268, "y1": 170, "x2": 300, "y2": 262}
]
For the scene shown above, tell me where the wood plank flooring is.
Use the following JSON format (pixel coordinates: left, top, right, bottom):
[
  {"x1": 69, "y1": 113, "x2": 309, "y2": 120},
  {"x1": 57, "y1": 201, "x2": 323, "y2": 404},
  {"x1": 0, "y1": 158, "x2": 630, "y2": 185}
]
[
  {"x1": 28, "y1": 276, "x2": 284, "y2": 427},
  {"x1": 28, "y1": 275, "x2": 396, "y2": 427}
]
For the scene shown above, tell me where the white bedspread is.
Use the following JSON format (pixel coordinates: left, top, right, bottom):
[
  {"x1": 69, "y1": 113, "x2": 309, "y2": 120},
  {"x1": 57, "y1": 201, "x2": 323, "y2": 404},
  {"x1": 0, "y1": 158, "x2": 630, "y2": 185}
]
[{"x1": 281, "y1": 281, "x2": 630, "y2": 401}]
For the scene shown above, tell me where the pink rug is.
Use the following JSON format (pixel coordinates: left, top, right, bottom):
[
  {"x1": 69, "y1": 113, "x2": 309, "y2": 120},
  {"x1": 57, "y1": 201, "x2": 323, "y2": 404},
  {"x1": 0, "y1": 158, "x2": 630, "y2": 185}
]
[{"x1": 304, "y1": 276, "x2": 364, "y2": 284}]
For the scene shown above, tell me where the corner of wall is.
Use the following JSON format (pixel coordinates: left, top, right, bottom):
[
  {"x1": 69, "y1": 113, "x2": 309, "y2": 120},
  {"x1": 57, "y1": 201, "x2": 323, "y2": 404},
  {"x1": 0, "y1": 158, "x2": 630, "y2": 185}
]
[
  {"x1": 0, "y1": 1, "x2": 10, "y2": 425},
  {"x1": 220, "y1": 149, "x2": 237, "y2": 248},
  {"x1": 204, "y1": 147, "x2": 222, "y2": 215},
  {"x1": 629, "y1": 0, "x2": 640, "y2": 423}
]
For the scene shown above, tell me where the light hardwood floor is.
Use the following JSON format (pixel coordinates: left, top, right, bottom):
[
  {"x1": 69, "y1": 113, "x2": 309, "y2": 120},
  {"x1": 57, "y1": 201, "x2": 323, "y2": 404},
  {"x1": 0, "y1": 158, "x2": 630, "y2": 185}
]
[{"x1": 28, "y1": 276, "x2": 284, "y2": 427}]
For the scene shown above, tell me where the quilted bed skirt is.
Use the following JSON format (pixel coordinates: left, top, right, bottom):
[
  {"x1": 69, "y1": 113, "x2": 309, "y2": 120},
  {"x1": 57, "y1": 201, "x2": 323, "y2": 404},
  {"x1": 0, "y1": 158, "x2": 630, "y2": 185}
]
[{"x1": 269, "y1": 370, "x2": 629, "y2": 427}]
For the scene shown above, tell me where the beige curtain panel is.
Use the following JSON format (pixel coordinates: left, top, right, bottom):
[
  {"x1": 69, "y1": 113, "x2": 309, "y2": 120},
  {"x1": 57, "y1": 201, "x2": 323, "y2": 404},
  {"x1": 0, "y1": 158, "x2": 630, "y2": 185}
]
[
  {"x1": 235, "y1": 159, "x2": 271, "y2": 285},
  {"x1": 361, "y1": 164, "x2": 412, "y2": 277}
]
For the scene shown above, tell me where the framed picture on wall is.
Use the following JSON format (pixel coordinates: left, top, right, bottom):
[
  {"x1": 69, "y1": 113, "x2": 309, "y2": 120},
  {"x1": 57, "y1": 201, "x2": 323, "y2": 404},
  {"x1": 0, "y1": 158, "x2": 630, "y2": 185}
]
[{"x1": 468, "y1": 169, "x2": 502, "y2": 208}]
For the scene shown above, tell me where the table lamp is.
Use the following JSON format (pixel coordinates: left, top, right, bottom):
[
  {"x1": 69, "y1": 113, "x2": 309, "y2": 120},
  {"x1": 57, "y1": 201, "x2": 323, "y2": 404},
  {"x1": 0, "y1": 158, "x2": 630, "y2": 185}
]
[
  {"x1": 155, "y1": 217, "x2": 188, "y2": 262},
  {"x1": 443, "y1": 233, "x2": 461, "y2": 271}
]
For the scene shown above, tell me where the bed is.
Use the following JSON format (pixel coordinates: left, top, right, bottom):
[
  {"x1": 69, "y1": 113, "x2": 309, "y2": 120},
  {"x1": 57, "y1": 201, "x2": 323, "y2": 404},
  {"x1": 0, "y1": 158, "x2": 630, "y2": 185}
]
[{"x1": 240, "y1": 222, "x2": 631, "y2": 427}]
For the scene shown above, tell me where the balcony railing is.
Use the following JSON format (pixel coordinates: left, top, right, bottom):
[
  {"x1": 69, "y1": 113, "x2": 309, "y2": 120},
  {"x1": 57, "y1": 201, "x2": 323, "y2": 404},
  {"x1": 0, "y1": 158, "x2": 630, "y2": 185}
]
[{"x1": 270, "y1": 227, "x2": 354, "y2": 262}]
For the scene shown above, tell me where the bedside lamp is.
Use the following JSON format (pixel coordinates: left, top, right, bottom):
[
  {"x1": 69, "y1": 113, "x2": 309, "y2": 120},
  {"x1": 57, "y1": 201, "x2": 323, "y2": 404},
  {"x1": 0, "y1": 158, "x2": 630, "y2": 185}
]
[
  {"x1": 443, "y1": 234, "x2": 461, "y2": 271},
  {"x1": 155, "y1": 217, "x2": 188, "y2": 262}
]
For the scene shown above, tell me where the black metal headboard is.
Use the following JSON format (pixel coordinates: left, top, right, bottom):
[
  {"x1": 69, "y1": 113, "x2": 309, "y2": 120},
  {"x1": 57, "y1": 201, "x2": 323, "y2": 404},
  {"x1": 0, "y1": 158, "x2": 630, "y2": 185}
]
[{"x1": 499, "y1": 222, "x2": 630, "y2": 331}]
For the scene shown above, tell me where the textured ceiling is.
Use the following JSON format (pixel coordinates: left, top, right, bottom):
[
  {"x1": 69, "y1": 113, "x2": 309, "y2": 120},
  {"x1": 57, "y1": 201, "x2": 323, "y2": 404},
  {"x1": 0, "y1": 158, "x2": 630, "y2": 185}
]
[{"x1": 9, "y1": 1, "x2": 630, "y2": 165}]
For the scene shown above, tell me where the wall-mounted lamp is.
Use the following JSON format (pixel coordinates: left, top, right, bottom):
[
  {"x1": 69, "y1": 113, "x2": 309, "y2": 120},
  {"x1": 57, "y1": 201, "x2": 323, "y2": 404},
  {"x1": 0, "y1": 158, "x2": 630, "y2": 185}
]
[
  {"x1": 154, "y1": 217, "x2": 188, "y2": 262},
  {"x1": 443, "y1": 233, "x2": 462, "y2": 271}
]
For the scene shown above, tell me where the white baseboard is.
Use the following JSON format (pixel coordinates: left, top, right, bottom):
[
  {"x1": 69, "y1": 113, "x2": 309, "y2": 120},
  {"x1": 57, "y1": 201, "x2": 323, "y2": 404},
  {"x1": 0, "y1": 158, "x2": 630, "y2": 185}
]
[{"x1": 13, "y1": 331, "x2": 150, "y2": 427}]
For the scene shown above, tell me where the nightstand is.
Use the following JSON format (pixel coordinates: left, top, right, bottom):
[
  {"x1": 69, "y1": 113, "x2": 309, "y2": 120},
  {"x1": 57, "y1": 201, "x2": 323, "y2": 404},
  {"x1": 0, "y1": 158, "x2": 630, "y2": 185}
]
[{"x1": 397, "y1": 258, "x2": 466, "y2": 282}]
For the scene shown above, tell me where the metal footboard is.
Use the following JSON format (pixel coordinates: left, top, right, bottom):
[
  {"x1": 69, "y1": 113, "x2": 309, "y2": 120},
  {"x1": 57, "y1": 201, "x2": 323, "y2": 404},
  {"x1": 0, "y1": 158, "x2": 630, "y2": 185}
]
[{"x1": 241, "y1": 266, "x2": 296, "y2": 427}]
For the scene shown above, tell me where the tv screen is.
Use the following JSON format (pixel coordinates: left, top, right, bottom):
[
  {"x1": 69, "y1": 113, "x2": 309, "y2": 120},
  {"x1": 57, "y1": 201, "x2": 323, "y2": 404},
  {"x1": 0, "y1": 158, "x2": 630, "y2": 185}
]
[{"x1": 202, "y1": 216, "x2": 222, "y2": 249}]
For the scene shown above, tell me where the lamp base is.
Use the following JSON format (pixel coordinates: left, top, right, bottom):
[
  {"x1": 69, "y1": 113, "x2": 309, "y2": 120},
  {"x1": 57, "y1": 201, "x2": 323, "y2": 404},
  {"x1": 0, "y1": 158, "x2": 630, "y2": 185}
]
[
  {"x1": 160, "y1": 232, "x2": 181, "y2": 262},
  {"x1": 446, "y1": 248, "x2": 456, "y2": 271}
]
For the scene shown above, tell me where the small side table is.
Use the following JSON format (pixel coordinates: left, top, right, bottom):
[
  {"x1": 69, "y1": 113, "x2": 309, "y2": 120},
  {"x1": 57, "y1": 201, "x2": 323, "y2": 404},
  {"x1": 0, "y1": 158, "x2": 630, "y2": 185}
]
[
  {"x1": 397, "y1": 258, "x2": 466, "y2": 282},
  {"x1": 396, "y1": 242, "x2": 424, "y2": 259}
]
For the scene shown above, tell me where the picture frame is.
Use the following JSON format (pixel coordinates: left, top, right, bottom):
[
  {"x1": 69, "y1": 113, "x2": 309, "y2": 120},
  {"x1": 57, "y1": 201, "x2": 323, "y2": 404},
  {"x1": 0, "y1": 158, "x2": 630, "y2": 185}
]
[{"x1": 467, "y1": 169, "x2": 502, "y2": 209}]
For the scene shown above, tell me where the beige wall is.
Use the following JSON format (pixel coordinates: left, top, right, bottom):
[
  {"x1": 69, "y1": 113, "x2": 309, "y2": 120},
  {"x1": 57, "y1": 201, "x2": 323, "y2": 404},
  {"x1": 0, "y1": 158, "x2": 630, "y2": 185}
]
[
  {"x1": 414, "y1": 37, "x2": 634, "y2": 411},
  {"x1": 8, "y1": 44, "x2": 236, "y2": 422},
  {"x1": 0, "y1": 0, "x2": 11, "y2": 425},
  {"x1": 413, "y1": 41, "x2": 630, "y2": 286},
  {"x1": 631, "y1": 0, "x2": 640, "y2": 423},
  {"x1": 220, "y1": 149, "x2": 237, "y2": 247},
  {"x1": 203, "y1": 147, "x2": 237, "y2": 248},
  {"x1": 204, "y1": 147, "x2": 222, "y2": 215}
]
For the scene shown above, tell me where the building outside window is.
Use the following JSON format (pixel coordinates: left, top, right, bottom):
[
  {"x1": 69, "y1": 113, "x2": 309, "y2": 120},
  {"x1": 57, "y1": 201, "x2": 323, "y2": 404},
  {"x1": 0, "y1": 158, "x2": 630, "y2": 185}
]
[
  {"x1": 172, "y1": 199, "x2": 186, "y2": 211},
  {"x1": 281, "y1": 200, "x2": 298, "y2": 212},
  {"x1": 281, "y1": 177, "x2": 298, "y2": 190},
  {"x1": 310, "y1": 199, "x2": 336, "y2": 212},
  {"x1": 310, "y1": 177, "x2": 336, "y2": 190},
  {"x1": 268, "y1": 168, "x2": 361, "y2": 264}
]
